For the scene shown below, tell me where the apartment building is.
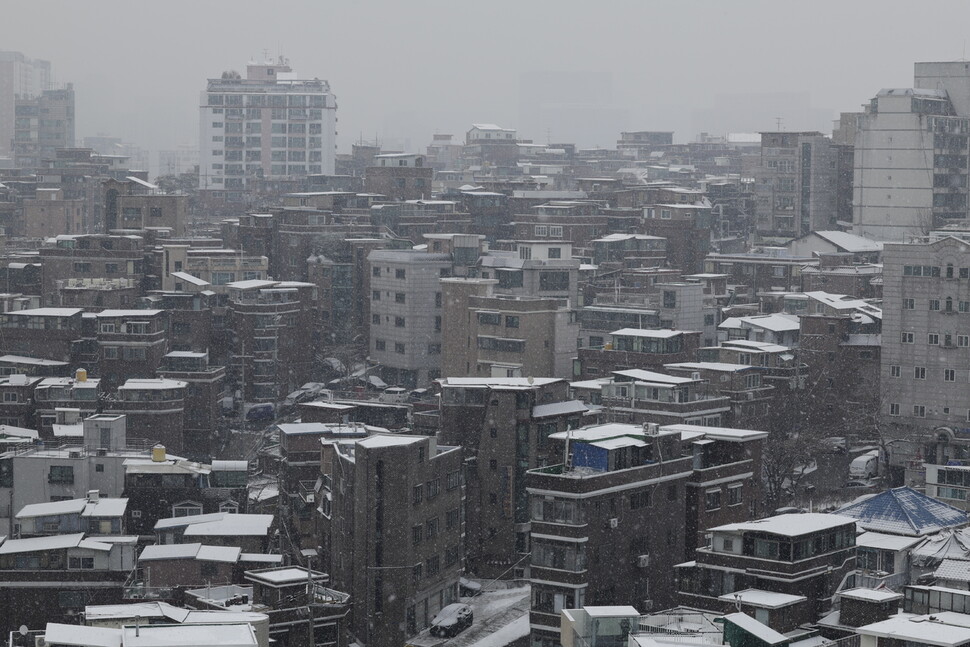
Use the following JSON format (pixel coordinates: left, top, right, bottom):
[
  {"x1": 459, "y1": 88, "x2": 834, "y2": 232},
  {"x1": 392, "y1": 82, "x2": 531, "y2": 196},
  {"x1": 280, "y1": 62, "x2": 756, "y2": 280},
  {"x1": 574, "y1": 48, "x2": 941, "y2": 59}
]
[
  {"x1": 95, "y1": 309, "x2": 170, "y2": 388},
  {"x1": 225, "y1": 279, "x2": 318, "y2": 402},
  {"x1": 879, "y1": 235, "x2": 970, "y2": 481},
  {"x1": 368, "y1": 249, "x2": 453, "y2": 388},
  {"x1": 38, "y1": 234, "x2": 146, "y2": 305},
  {"x1": 753, "y1": 131, "x2": 838, "y2": 238},
  {"x1": 569, "y1": 368, "x2": 730, "y2": 427},
  {"x1": 480, "y1": 241, "x2": 582, "y2": 305},
  {"x1": 326, "y1": 434, "x2": 463, "y2": 647},
  {"x1": 364, "y1": 153, "x2": 433, "y2": 200},
  {"x1": 158, "y1": 245, "x2": 269, "y2": 291},
  {"x1": 0, "y1": 307, "x2": 86, "y2": 362},
  {"x1": 0, "y1": 51, "x2": 51, "y2": 157},
  {"x1": 677, "y1": 513, "x2": 857, "y2": 623},
  {"x1": 440, "y1": 278, "x2": 580, "y2": 379},
  {"x1": 156, "y1": 351, "x2": 227, "y2": 459},
  {"x1": 526, "y1": 422, "x2": 766, "y2": 646},
  {"x1": 13, "y1": 85, "x2": 75, "y2": 168},
  {"x1": 199, "y1": 59, "x2": 337, "y2": 204},
  {"x1": 576, "y1": 328, "x2": 701, "y2": 379},
  {"x1": 104, "y1": 378, "x2": 186, "y2": 453},
  {"x1": 23, "y1": 187, "x2": 86, "y2": 237},
  {"x1": 437, "y1": 377, "x2": 585, "y2": 579}
]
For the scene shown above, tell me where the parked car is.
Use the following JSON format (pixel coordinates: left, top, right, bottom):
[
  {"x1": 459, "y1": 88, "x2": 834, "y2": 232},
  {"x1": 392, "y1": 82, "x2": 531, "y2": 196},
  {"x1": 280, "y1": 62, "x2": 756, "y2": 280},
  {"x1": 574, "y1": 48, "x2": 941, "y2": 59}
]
[
  {"x1": 430, "y1": 603, "x2": 473, "y2": 637},
  {"x1": 245, "y1": 403, "x2": 275, "y2": 422},
  {"x1": 849, "y1": 450, "x2": 880, "y2": 479}
]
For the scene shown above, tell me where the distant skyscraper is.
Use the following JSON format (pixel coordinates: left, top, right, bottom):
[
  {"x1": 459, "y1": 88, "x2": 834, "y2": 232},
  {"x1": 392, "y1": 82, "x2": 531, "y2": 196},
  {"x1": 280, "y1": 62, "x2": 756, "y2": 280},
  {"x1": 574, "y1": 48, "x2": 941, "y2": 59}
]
[
  {"x1": 13, "y1": 85, "x2": 75, "y2": 168},
  {"x1": 0, "y1": 51, "x2": 51, "y2": 156},
  {"x1": 198, "y1": 58, "x2": 337, "y2": 203}
]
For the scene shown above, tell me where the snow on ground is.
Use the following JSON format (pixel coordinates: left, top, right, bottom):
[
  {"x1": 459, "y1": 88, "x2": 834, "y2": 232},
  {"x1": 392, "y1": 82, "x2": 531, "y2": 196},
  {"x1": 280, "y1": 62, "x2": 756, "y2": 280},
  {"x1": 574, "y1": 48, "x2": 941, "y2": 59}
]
[{"x1": 462, "y1": 615, "x2": 529, "y2": 647}]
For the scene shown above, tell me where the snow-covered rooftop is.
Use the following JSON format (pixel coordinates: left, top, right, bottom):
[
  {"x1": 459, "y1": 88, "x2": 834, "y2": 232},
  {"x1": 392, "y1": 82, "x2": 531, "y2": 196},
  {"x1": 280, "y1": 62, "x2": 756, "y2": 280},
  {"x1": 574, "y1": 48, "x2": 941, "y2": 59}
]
[
  {"x1": 837, "y1": 487, "x2": 968, "y2": 536},
  {"x1": 717, "y1": 589, "x2": 807, "y2": 609},
  {"x1": 711, "y1": 513, "x2": 856, "y2": 537}
]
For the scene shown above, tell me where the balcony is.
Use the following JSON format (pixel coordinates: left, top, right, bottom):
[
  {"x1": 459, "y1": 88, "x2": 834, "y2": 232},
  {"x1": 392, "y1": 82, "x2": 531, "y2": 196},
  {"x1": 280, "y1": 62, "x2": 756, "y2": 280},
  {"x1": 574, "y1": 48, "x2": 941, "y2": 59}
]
[{"x1": 299, "y1": 480, "x2": 317, "y2": 504}]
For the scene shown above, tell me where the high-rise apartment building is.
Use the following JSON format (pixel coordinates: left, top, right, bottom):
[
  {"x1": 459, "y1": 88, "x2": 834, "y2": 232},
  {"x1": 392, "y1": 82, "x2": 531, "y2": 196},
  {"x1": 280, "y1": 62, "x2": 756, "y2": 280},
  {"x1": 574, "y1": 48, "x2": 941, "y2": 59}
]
[
  {"x1": 753, "y1": 131, "x2": 838, "y2": 238},
  {"x1": 13, "y1": 85, "x2": 75, "y2": 168},
  {"x1": 199, "y1": 58, "x2": 336, "y2": 204},
  {"x1": 0, "y1": 51, "x2": 51, "y2": 156},
  {"x1": 853, "y1": 62, "x2": 970, "y2": 241}
]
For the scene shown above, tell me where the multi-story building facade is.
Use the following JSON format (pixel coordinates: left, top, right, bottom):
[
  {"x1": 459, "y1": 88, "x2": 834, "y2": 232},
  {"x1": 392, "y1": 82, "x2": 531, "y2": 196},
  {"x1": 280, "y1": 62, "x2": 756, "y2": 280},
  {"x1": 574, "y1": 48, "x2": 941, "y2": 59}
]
[
  {"x1": 95, "y1": 309, "x2": 169, "y2": 389},
  {"x1": 437, "y1": 377, "x2": 586, "y2": 579},
  {"x1": 157, "y1": 351, "x2": 226, "y2": 459},
  {"x1": 879, "y1": 235, "x2": 970, "y2": 482},
  {"x1": 753, "y1": 131, "x2": 838, "y2": 238},
  {"x1": 199, "y1": 59, "x2": 337, "y2": 205},
  {"x1": 526, "y1": 422, "x2": 767, "y2": 647},
  {"x1": 13, "y1": 85, "x2": 74, "y2": 168},
  {"x1": 104, "y1": 378, "x2": 187, "y2": 453},
  {"x1": 853, "y1": 73, "x2": 970, "y2": 240},
  {"x1": 440, "y1": 278, "x2": 580, "y2": 379},
  {"x1": 368, "y1": 249, "x2": 453, "y2": 388},
  {"x1": 102, "y1": 177, "x2": 187, "y2": 235},
  {"x1": 364, "y1": 153, "x2": 433, "y2": 201},
  {"x1": 0, "y1": 51, "x2": 51, "y2": 157},
  {"x1": 326, "y1": 434, "x2": 463, "y2": 647},
  {"x1": 38, "y1": 234, "x2": 146, "y2": 305}
]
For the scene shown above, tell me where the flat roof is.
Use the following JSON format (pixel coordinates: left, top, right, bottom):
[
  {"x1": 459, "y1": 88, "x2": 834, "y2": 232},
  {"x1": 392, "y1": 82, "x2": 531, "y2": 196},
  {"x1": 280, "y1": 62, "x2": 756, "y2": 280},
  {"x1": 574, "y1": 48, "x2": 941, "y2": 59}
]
[
  {"x1": 611, "y1": 328, "x2": 685, "y2": 338},
  {"x1": 718, "y1": 589, "x2": 807, "y2": 609},
  {"x1": 711, "y1": 513, "x2": 856, "y2": 537}
]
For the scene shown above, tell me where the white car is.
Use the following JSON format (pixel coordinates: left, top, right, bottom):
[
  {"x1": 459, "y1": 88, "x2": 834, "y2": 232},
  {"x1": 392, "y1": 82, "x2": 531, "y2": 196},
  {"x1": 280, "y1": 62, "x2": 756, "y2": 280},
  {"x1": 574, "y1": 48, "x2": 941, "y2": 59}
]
[{"x1": 430, "y1": 603, "x2": 473, "y2": 637}]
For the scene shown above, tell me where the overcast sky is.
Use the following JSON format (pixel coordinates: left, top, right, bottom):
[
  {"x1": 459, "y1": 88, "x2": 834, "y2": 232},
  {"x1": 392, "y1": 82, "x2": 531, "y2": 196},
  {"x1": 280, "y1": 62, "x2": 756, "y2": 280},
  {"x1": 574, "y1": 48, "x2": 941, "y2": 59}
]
[{"x1": 5, "y1": 0, "x2": 970, "y2": 161}]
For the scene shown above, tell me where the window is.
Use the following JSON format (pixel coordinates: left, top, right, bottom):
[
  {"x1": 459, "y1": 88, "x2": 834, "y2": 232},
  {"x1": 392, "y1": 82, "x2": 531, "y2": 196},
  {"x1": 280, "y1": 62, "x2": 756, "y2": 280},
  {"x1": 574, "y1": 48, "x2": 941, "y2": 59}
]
[
  {"x1": 172, "y1": 501, "x2": 202, "y2": 517},
  {"x1": 929, "y1": 333, "x2": 940, "y2": 345},
  {"x1": 890, "y1": 365, "x2": 901, "y2": 378},
  {"x1": 427, "y1": 555, "x2": 440, "y2": 576},
  {"x1": 2, "y1": 392, "x2": 16, "y2": 403},
  {"x1": 375, "y1": 339, "x2": 386, "y2": 351},
  {"x1": 95, "y1": 464, "x2": 104, "y2": 473},
  {"x1": 395, "y1": 292, "x2": 406, "y2": 304},
  {"x1": 428, "y1": 343, "x2": 441, "y2": 355},
  {"x1": 548, "y1": 247, "x2": 562, "y2": 259},
  {"x1": 661, "y1": 209, "x2": 672, "y2": 219},
  {"x1": 446, "y1": 507, "x2": 460, "y2": 529},
  {"x1": 412, "y1": 524, "x2": 423, "y2": 545},
  {"x1": 629, "y1": 490, "x2": 652, "y2": 510},
  {"x1": 489, "y1": 459, "x2": 498, "y2": 471},
  {"x1": 890, "y1": 403, "x2": 900, "y2": 416},
  {"x1": 945, "y1": 369, "x2": 956, "y2": 382},
  {"x1": 901, "y1": 332, "x2": 915, "y2": 344},
  {"x1": 446, "y1": 470, "x2": 460, "y2": 490},
  {"x1": 914, "y1": 405, "x2": 927, "y2": 417},
  {"x1": 412, "y1": 563, "x2": 423, "y2": 583},
  {"x1": 435, "y1": 292, "x2": 442, "y2": 308},
  {"x1": 426, "y1": 517, "x2": 439, "y2": 539},
  {"x1": 372, "y1": 314, "x2": 380, "y2": 325},
  {"x1": 395, "y1": 268, "x2": 406, "y2": 279},
  {"x1": 395, "y1": 316, "x2": 405, "y2": 328},
  {"x1": 100, "y1": 323, "x2": 116, "y2": 334},
  {"x1": 915, "y1": 367, "x2": 926, "y2": 379},
  {"x1": 930, "y1": 299, "x2": 941, "y2": 311},
  {"x1": 478, "y1": 312, "x2": 501, "y2": 326},
  {"x1": 48, "y1": 465, "x2": 74, "y2": 484},
  {"x1": 549, "y1": 226, "x2": 563, "y2": 238},
  {"x1": 705, "y1": 489, "x2": 721, "y2": 511},
  {"x1": 904, "y1": 298, "x2": 915, "y2": 310},
  {"x1": 427, "y1": 479, "x2": 440, "y2": 499},
  {"x1": 505, "y1": 316, "x2": 520, "y2": 328},
  {"x1": 534, "y1": 225, "x2": 548, "y2": 237},
  {"x1": 395, "y1": 342, "x2": 405, "y2": 354},
  {"x1": 413, "y1": 484, "x2": 423, "y2": 505},
  {"x1": 519, "y1": 246, "x2": 532, "y2": 260},
  {"x1": 539, "y1": 271, "x2": 570, "y2": 291},
  {"x1": 960, "y1": 335, "x2": 970, "y2": 347},
  {"x1": 435, "y1": 316, "x2": 441, "y2": 332},
  {"x1": 728, "y1": 485, "x2": 743, "y2": 506},
  {"x1": 373, "y1": 266, "x2": 381, "y2": 277}
]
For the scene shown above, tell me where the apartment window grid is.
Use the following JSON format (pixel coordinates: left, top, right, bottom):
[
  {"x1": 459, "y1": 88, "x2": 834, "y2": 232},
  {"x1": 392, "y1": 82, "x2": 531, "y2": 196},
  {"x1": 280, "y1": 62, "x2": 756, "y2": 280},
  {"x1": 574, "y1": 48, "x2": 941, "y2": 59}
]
[
  {"x1": 890, "y1": 365, "x2": 901, "y2": 378},
  {"x1": 914, "y1": 405, "x2": 926, "y2": 418},
  {"x1": 915, "y1": 367, "x2": 926, "y2": 380},
  {"x1": 945, "y1": 369, "x2": 956, "y2": 382},
  {"x1": 929, "y1": 333, "x2": 940, "y2": 345}
]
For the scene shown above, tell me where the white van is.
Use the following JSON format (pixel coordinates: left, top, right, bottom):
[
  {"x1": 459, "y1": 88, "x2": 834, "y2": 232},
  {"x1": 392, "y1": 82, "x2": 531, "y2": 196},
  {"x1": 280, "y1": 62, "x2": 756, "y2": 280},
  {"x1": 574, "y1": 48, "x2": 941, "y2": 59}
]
[{"x1": 849, "y1": 450, "x2": 880, "y2": 479}]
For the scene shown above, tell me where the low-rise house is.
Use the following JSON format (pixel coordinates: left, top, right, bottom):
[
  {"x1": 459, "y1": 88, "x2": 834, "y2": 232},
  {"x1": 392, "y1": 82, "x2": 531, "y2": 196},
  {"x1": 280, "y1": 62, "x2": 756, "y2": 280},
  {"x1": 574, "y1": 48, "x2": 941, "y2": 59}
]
[
  {"x1": 135, "y1": 542, "x2": 241, "y2": 591},
  {"x1": 577, "y1": 329, "x2": 701, "y2": 379},
  {"x1": 16, "y1": 490, "x2": 127, "y2": 537},
  {"x1": 154, "y1": 513, "x2": 274, "y2": 553}
]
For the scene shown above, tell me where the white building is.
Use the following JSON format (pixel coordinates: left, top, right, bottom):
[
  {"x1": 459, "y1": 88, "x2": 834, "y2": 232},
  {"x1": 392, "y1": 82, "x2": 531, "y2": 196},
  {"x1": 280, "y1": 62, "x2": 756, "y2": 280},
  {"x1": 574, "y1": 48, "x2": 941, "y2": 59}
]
[
  {"x1": 466, "y1": 123, "x2": 517, "y2": 144},
  {"x1": 199, "y1": 58, "x2": 336, "y2": 201}
]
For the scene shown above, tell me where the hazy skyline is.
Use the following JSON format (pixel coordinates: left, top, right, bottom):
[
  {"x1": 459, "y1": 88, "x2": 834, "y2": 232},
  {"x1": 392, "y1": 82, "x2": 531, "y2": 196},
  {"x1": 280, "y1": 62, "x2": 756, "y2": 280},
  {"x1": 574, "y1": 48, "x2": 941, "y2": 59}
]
[{"x1": 5, "y1": 0, "x2": 970, "y2": 163}]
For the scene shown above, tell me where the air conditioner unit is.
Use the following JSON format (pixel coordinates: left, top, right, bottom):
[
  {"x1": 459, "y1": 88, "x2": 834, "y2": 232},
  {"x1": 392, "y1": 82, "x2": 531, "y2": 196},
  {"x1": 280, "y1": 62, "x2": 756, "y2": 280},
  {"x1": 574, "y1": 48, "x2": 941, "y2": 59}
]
[
  {"x1": 641, "y1": 599, "x2": 654, "y2": 612},
  {"x1": 637, "y1": 554, "x2": 651, "y2": 568},
  {"x1": 691, "y1": 372, "x2": 701, "y2": 381},
  {"x1": 608, "y1": 518, "x2": 619, "y2": 529}
]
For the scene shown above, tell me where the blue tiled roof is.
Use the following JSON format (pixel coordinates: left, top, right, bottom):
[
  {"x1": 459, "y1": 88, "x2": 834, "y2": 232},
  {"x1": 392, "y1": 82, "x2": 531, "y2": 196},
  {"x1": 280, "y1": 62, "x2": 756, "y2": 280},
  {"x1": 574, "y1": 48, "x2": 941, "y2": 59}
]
[{"x1": 836, "y1": 487, "x2": 968, "y2": 536}]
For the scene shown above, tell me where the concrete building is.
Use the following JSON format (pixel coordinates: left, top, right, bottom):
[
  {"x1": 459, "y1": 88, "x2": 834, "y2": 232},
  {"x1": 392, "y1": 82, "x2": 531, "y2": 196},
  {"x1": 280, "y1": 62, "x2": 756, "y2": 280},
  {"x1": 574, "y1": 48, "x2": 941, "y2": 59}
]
[
  {"x1": 853, "y1": 77, "x2": 969, "y2": 240},
  {"x1": 364, "y1": 153, "x2": 433, "y2": 200},
  {"x1": 368, "y1": 249, "x2": 453, "y2": 388},
  {"x1": 440, "y1": 278, "x2": 579, "y2": 379},
  {"x1": 326, "y1": 434, "x2": 463, "y2": 647},
  {"x1": 105, "y1": 378, "x2": 187, "y2": 453},
  {"x1": 879, "y1": 235, "x2": 970, "y2": 482},
  {"x1": 526, "y1": 422, "x2": 767, "y2": 644},
  {"x1": 199, "y1": 59, "x2": 337, "y2": 204},
  {"x1": 23, "y1": 187, "x2": 86, "y2": 237},
  {"x1": 102, "y1": 177, "x2": 187, "y2": 235},
  {"x1": 13, "y1": 85, "x2": 74, "y2": 168},
  {"x1": 38, "y1": 234, "x2": 146, "y2": 306},
  {"x1": 753, "y1": 131, "x2": 838, "y2": 238},
  {"x1": 437, "y1": 377, "x2": 585, "y2": 579},
  {"x1": 0, "y1": 51, "x2": 51, "y2": 157}
]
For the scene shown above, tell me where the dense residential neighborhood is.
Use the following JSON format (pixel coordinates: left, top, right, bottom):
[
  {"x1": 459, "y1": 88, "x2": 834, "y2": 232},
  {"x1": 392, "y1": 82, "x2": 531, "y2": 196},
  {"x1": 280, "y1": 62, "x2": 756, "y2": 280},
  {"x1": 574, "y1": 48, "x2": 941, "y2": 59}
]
[{"x1": 7, "y1": 19, "x2": 970, "y2": 647}]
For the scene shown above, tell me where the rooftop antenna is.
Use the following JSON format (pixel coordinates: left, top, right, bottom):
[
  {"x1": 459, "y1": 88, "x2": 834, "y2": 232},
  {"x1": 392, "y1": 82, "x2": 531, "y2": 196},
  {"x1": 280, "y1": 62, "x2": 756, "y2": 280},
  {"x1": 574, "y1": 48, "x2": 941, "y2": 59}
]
[
  {"x1": 775, "y1": 117, "x2": 784, "y2": 131},
  {"x1": 262, "y1": 48, "x2": 270, "y2": 63}
]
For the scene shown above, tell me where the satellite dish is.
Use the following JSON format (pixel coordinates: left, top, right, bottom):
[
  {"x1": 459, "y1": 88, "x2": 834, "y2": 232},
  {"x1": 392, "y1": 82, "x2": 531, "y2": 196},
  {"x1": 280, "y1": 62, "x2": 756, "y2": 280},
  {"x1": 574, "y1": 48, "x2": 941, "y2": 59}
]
[{"x1": 18, "y1": 626, "x2": 28, "y2": 636}]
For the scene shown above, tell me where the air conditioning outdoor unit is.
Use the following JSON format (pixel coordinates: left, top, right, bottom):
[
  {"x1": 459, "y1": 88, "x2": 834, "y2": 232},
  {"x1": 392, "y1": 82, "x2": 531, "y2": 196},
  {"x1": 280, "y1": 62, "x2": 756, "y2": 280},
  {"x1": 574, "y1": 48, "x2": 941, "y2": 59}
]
[
  {"x1": 642, "y1": 599, "x2": 654, "y2": 612},
  {"x1": 637, "y1": 554, "x2": 650, "y2": 568},
  {"x1": 608, "y1": 518, "x2": 619, "y2": 529}
]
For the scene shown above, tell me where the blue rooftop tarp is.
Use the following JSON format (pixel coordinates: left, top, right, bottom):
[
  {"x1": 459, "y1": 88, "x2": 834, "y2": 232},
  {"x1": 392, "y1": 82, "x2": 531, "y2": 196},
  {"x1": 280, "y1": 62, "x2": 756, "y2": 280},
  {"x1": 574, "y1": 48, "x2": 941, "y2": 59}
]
[{"x1": 836, "y1": 487, "x2": 968, "y2": 537}]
